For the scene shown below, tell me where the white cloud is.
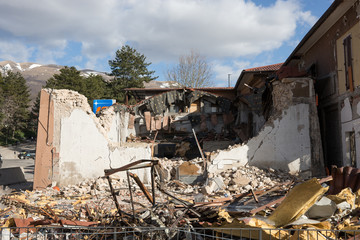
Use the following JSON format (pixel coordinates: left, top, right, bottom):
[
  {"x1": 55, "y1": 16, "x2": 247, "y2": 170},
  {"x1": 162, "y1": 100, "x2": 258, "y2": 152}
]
[
  {"x1": 212, "y1": 60, "x2": 252, "y2": 87},
  {"x1": 297, "y1": 10, "x2": 318, "y2": 26},
  {"x1": 35, "y1": 45, "x2": 66, "y2": 65},
  {"x1": 0, "y1": 40, "x2": 34, "y2": 62},
  {"x1": 0, "y1": 0, "x2": 317, "y2": 68}
]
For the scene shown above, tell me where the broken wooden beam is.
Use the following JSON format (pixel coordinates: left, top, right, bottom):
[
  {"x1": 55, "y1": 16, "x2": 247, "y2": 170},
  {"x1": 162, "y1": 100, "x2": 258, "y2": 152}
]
[{"x1": 129, "y1": 172, "x2": 154, "y2": 204}]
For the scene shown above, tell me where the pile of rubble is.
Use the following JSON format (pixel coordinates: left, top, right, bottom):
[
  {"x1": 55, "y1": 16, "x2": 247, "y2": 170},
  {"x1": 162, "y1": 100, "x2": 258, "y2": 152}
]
[
  {"x1": 158, "y1": 157, "x2": 295, "y2": 196},
  {"x1": 1, "y1": 161, "x2": 360, "y2": 239}
]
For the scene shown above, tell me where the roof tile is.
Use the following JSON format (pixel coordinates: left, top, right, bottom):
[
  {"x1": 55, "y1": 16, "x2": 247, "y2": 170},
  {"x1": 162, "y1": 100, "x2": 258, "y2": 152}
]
[{"x1": 244, "y1": 63, "x2": 283, "y2": 72}]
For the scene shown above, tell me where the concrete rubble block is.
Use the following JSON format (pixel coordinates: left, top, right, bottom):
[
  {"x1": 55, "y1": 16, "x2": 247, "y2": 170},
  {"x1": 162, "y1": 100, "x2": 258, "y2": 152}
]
[
  {"x1": 230, "y1": 171, "x2": 251, "y2": 187},
  {"x1": 336, "y1": 201, "x2": 351, "y2": 211},
  {"x1": 305, "y1": 196, "x2": 337, "y2": 219},
  {"x1": 194, "y1": 193, "x2": 206, "y2": 203},
  {"x1": 201, "y1": 177, "x2": 225, "y2": 195},
  {"x1": 155, "y1": 164, "x2": 171, "y2": 182},
  {"x1": 0, "y1": 167, "x2": 26, "y2": 185},
  {"x1": 177, "y1": 161, "x2": 203, "y2": 184}
]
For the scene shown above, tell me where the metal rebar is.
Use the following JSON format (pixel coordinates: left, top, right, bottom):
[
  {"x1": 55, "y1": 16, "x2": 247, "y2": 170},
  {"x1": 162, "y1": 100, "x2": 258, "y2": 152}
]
[
  {"x1": 127, "y1": 170, "x2": 136, "y2": 219},
  {"x1": 106, "y1": 176, "x2": 122, "y2": 217},
  {"x1": 151, "y1": 164, "x2": 156, "y2": 206}
]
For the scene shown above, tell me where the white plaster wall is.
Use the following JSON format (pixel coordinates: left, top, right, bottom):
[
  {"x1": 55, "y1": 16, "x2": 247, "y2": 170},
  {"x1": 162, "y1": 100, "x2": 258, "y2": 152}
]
[
  {"x1": 210, "y1": 104, "x2": 311, "y2": 174},
  {"x1": 106, "y1": 111, "x2": 136, "y2": 144},
  {"x1": 110, "y1": 146, "x2": 152, "y2": 184},
  {"x1": 107, "y1": 111, "x2": 121, "y2": 143},
  {"x1": 58, "y1": 109, "x2": 152, "y2": 186},
  {"x1": 253, "y1": 113, "x2": 266, "y2": 135},
  {"x1": 59, "y1": 109, "x2": 110, "y2": 186},
  {"x1": 341, "y1": 98, "x2": 353, "y2": 123},
  {"x1": 341, "y1": 97, "x2": 360, "y2": 167}
]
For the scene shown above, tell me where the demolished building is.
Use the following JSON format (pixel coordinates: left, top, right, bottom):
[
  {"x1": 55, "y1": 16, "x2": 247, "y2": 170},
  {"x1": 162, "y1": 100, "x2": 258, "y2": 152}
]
[
  {"x1": 5, "y1": 0, "x2": 360, "y2": 237},
  {"x1": 277, "y1": 0, "x2": 360, "y2": 169},
  {"x1": 33, "y1": 70, "x2": 322, "y2": 189},
  {"x1": 34, "y1": 1, "x2": 360, "y2": 190}
]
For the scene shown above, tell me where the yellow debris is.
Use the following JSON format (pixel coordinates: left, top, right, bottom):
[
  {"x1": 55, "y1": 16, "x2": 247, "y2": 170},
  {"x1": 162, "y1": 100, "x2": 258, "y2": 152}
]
[
  {"x1": 291, "y1": 221, "x2": 336, "y2": 239},
  {"x1": 327, "y1": 188, "x2": 355, "y2": 209},
  {"x1": 217, "y1": 208, "x2": 233, "y2": 223},
  {"x1": 268, "y1": 178, "x2": 328, "y2": 227},
  {"x1": 206, "y1": 217, "x2": 290, "y2": 240}
]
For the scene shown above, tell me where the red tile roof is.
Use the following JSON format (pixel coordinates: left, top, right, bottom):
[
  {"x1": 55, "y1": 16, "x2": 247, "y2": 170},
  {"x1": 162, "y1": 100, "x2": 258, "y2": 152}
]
[{"x1": 244, "y1": 63, "x2": 283, "y2": 72}]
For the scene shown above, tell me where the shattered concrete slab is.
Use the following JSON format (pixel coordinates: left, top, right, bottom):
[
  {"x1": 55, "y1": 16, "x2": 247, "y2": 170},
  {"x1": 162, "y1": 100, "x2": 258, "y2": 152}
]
[{"x1": 0, "y1": 167, "x2": 26, "y2": 185}]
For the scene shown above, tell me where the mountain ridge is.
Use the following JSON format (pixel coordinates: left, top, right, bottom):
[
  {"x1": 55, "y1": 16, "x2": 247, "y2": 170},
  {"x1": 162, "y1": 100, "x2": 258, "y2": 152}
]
[
  {"x1": 0, "y1": 60, "x2": 179, "y2": 105},
  {"x1": 0, "y1": 60, "x2": 112, "y2": 103}
]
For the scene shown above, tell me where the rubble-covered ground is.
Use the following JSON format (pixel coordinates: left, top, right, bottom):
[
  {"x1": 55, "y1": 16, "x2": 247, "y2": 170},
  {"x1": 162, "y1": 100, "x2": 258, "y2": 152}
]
[{"x1": 1, "y1": 158, "x2": 360, "y2": 239}]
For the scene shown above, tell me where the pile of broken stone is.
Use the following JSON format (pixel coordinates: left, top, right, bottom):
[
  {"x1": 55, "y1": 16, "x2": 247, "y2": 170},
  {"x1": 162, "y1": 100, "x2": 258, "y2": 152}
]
[{"x1": 1, "y1": 159, "x2": 360, "y2": 239}]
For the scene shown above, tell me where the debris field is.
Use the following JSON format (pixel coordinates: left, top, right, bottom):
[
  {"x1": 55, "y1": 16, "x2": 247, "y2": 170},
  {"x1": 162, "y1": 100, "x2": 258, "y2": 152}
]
[{"x1": 1, "y1": 160, "x2": 360, "y2": 239}]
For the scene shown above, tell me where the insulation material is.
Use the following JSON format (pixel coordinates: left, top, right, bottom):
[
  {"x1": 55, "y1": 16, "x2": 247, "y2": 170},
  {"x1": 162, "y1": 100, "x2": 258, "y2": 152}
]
[
  {"x1": 291, "y1": 221, "x2": 336, "y2": 239},
  {"x1": 289, "y1": 230, "x2": 328, "y2": 240},
  {"x1": 128, "y1": 114, "x2": 135, "y2": 129},
  {"x1": 205, "y1": 217, "x2": 290, "y2": 240},
  {"x1": 144, "y1": 112, "x2": 151, "y2": 131},
  {"x1": 356, "y1": 189, "x2": 360, "y2": 208},
  {"x1": 268, "y1": 178, "x2": 328, "y2": 227},
  {"x1": 327, "y1": 188, "x2": 356, "y2": 209}
]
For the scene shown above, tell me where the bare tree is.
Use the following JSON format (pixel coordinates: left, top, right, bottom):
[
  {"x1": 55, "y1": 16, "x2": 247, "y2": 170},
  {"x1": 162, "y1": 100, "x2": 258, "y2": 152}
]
[{"x1": 167, "y1": 50, "x2": 213, "y2": 88}]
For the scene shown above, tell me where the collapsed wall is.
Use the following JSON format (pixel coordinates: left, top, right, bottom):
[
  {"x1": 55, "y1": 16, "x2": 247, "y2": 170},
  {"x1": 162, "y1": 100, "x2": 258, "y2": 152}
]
[
  {"x1": 33, "y1": 89, "x2": 152, "y2": 189},
  {"x1": 209, "y1": 78, "x2": 324, "y2": 177},
  {"x1": 33, "y1": 78, "x2": 324, "y2": 188}
]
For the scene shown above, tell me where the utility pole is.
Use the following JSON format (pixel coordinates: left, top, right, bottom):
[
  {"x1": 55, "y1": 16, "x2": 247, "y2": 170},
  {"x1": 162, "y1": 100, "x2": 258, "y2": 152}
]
[{"x1": 228, "y1": 74, "x2": 231, "y2": 87}]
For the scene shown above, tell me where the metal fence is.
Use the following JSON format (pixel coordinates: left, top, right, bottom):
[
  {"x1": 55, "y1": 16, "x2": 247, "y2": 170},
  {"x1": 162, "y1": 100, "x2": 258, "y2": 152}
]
[{"x1": 1, "y1": 226, "x2": 360, "y2": 239}]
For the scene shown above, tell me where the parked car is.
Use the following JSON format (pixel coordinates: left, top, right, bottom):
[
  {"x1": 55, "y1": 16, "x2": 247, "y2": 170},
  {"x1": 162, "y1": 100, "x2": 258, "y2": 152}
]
[{"x1": 18, "y1": 150, "x2": 36, "y2": 159}]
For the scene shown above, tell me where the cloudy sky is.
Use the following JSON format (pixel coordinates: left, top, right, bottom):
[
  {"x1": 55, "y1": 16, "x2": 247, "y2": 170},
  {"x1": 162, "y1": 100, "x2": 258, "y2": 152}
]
[{"x1": 0, "y1": 0, "x2": 333, "y2": 86}]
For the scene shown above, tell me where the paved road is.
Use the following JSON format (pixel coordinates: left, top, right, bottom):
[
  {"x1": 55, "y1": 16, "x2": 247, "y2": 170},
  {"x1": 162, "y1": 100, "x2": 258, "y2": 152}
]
[{"x1": 2, "y1": 158, "x2": 35, "y2": 182}]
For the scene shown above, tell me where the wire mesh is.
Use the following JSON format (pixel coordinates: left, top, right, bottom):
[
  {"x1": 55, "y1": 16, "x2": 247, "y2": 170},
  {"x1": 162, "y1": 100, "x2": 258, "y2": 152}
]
[{"x1": 1, "y1": 226, "x2": 360, "y2": 239}]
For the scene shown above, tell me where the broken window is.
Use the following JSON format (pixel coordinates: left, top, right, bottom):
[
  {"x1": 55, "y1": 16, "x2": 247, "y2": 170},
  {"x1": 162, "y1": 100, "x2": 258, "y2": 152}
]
[{"x1": 344, "y1": 35, "x2": 354, "y2": 91}]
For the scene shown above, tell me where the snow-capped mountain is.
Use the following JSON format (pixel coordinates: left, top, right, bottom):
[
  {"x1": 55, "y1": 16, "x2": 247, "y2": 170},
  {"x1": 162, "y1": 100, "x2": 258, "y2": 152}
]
[
  {"x1": 0, "y1": 60, "x2": 180, "y2": 104},
  {"x1": 0, "y1": 60, "x2": 112, "y2": 102}
]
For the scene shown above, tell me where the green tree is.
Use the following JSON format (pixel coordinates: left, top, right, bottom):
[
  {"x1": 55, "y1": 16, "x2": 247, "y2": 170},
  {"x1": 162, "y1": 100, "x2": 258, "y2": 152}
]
[
  {"x1": 45, "y1": 66, "x2": 85, "y2": 92},
  {"x1": 83, "y1": 74, "x2": 107, "y2": 103},
  {"x1": 28, "y1": 93, "x2": 41, "y2": 138},
  {"x1": 44, "y1": 66, "x2": 108, "y2": 107},
  {"x1": 108, "y1": 45, "x2": 158, "y2": 102},
  {"x1": 0, "y1": 71, "x2": 31, "y2": 143},
  {"x1": 167, "y1": 50, "x2": 213, "y2": 88}
]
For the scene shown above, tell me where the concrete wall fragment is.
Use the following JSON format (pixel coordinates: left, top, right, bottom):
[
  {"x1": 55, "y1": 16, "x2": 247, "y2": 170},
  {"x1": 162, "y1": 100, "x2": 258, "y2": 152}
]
[
  {"x1": 34, "y1": 89, "x2": 152, "y2": 189},
  {"x1": 209, "y1": 78, "x2": 324, "y2": 177},
  {"x1": 33, "y1": 90, "x2": 54, "y2": 189}
]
